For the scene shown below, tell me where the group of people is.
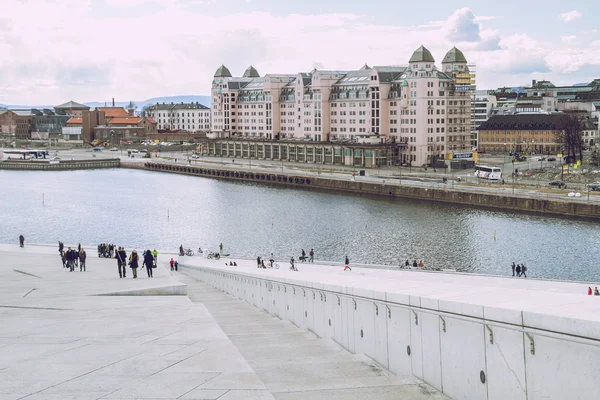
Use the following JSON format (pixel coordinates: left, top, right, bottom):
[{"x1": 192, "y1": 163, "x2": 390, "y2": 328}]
[
  {"x1": 404, "y1": 260, "x2": 425, "y2": 269},
  {"x1": 58, "y1": 242, "x2": 87, "y2": 272},
  {"x1": 98, "y1": 243, "x2": 116, "y2": 258},
  {"x1": 299, "y1": 249, "x2": 315, "y2": 263},
  {"x1": 588, "y1": 287, "x2": 600, "y2": 296},
  {"x1": 511, "y1": 262, "x2": 528, "y2": 278},
  {"x1": 121, "y1": 249, "x2": 158, "y2": 278}
]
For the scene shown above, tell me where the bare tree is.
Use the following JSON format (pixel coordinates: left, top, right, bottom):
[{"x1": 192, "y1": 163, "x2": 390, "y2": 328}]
[{"x1": 556, "y1": 113, "x2": 584, "y2": 162}]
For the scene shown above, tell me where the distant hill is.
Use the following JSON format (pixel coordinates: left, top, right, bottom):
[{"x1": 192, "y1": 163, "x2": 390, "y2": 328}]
[
  {"x1": 0, "y1": 95, "x2": 211, "y2": 112},
  {"x1": 86, "y1": 95, "x2": 211, "y2": 110}
]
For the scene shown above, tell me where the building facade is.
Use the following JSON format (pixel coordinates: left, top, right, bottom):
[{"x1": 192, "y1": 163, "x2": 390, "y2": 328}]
[
  {"x1": 210, "y1": 46, "x2": 472, "y2": 166},
  {"x1": 477, "y1": 114, "x2": 563, "y2": 154},
  {"x1": 0, "y1": 109, "x2": 70, "y2": 140},
  {"x1": 145, "y1": 103, "x2": 211, "y2": 132}
]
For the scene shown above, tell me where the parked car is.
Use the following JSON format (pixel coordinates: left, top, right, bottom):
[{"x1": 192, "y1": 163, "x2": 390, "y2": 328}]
[
  {"x1": 547, "y1": 156, "x2": 556, "y2": 161},
  {"x1": 549, "y1": 180, "x2": 567, "y2": 189},
  {"x1": 586, "y1": 182, "x2": 600, "y2": 191},
  {"x1": 130, "y1": 149, "x2": 139, "y2": 154},
  {"x1": 191, "y1": 154, "x2": 200, "y2": 159},
  {"x1": 123, "y1": 140, "x2": 132, "y2": 145},
  {"x1": 109, "y1": 147, "x2": 118, "y2": 152}
]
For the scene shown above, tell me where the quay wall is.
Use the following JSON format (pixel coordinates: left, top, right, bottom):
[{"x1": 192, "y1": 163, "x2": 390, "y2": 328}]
[
  {"x1": 185, "y1": 263, "x2": 600, "y2": 400},
  {"x1": 136, "y1": 162, "x2": 600, "y2": 220},
  {"x1": 0, "y1": 158, "x2": 120, "y2": 170}
]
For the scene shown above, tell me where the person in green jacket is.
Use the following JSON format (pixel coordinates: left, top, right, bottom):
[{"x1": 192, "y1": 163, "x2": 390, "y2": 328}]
[{"x1": 152, "y1": 249, "x2": 158, "y2": 267}]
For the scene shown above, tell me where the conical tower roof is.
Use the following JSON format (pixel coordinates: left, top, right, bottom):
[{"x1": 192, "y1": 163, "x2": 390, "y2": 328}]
[
  {"x1": 214, "y1": 65, "x2": 232, "y2": 77},
  {"x1": 360, "y1": 63, "x2": 371, "y2": 70},
  {"x1": 409, "y1": 45, "x2": 435, "y2": 63},
  {"x1": 243, "y1": 65, "x2": 260, "y2": 78},
  {"x1": 442, "y1": 47, "x2": 467, "y2": 64}
]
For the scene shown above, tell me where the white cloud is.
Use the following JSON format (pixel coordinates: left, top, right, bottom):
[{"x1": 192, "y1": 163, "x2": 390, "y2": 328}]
[
  {"x1": 561, "y1": 35, "x2": 577, "y2": 43},
  {"x1": 1, "y1": 4, "x2": 599, "y2": 104},
  {"x1": 560, "y1": 10, "x2": 581, "y2": 23}
]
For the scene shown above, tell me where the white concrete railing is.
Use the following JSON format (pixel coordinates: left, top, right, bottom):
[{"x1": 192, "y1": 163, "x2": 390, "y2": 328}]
[{"x1": 183, "y1": 263, "x2": 600, "y2": 400}]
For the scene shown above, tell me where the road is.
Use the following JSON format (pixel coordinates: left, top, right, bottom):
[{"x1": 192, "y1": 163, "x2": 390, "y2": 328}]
[{"x1": 9, "y1": 147, "x2": 600, "y2": 203}]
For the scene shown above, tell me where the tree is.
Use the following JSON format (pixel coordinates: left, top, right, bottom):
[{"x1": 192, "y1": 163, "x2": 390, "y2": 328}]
[{"x1": 556, "y1": 113, "x2": 584, "y2": 162}]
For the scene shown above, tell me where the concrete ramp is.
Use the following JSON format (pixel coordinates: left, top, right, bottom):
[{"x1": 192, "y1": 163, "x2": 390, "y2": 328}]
[{"x1": 95, "y1": 283, "x2": 187, "y2": 296}]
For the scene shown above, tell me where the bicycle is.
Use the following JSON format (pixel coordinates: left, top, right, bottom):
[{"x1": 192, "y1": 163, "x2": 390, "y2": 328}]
[
  {"x1": 268, "y1": 261, "x2": 280, "y2": 269},
  {"x1": 207, "y1": 251, "x2": 220, "y2": 260},
  {"x1": 185, "y1": 248, "x2": 194, "y2": 256}
]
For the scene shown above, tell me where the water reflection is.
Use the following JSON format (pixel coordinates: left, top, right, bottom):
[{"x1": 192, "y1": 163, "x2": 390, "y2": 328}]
[{"x1": 1, "y1": 169, "x2": 599, "y2": 281}]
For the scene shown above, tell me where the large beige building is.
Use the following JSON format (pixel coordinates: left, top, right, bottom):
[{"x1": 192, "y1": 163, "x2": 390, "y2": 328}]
[
  {"x1": 145, "y1": 103, "x2": 210, "y2": 132},
  {"x1": 210, "y1": 46, "x2": 472, "y2": 166}
]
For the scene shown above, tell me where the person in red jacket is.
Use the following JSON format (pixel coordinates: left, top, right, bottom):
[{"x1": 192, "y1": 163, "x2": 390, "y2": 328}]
[
  {"x1": 170, "y1": 258, "x2": 175, "y2": 271},
  {"x1": 588, "y1": 287, "x2": 593, "y2": 295}
]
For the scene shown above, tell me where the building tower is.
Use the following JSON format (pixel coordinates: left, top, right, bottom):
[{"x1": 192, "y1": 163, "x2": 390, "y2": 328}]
[
  {"x1": 442, "y1": 47, "x2": 472, "y2": 152},
  {"x1": 211, "y1": 65, "x2": 233, "y2": 137}
]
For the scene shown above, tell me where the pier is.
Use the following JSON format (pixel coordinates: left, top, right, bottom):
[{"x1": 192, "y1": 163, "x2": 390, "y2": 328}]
[
  {"x1": 137, "y1": 161, "x2": 600, "y2": 220},
  {"x1": 0, "y1": 158, "x2": 120, "y2": 171}
]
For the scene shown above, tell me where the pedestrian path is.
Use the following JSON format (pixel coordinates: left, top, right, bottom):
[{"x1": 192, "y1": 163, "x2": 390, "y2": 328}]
[
  {"x1": 0, "y1": 245, "x2": 273, "y2": 400},
  {"x1": 179, "y1": 268, "x2": 447, "y2": 400}
]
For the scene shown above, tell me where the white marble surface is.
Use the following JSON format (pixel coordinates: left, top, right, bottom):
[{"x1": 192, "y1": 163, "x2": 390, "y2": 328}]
[
  {"x1": 0, "y1": 244, "x2": 273, "y2": 400},
  {"x1": 179, "y1": 255, "x2": 600, "y2": 338}
]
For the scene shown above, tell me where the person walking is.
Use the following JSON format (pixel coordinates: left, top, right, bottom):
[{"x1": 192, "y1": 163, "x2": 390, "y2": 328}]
[
  {"x1": 79, "y1": 248, "x2": 87, "y2": 272},
  {"x1": 152, "y1": 249, "x2": 158, "y2": 267},
  {"x1": 174, "y1": 260, "x2": 179, "y2": 271},
  {"x1": 143, "y1": 249, "x2": 154, "y2": 278},
  {"x1": 170, "y1": 258, "x2": 175, "y2": 271},
  {"x1": 116, "y1": 247, "x2": 125, "y2": 278},
  {"x1": 521, "y1": 264, "x2": 527, "y2": 278},
  {"x1": 301, "y1": 249, "x2": 306, "y2": 262},
  {"x1": 58, "y1": 241, "x2": 64, "y2": 254},
  {"x1": 61, "y1": 250, "x2": 67, "y2": 268},
  {"x1": 309, "y1": 249, "x2": 315, "y2": 263},
  {"x1": 511, "y1": 262, "x2": 516, "y2": 277},
  {"x1": 78, "y1": 243, "x2": 81, "y2": 253},
  {"x1": 290, "y1": 256, "x2": 297, "y2": 271},
  {"x1": 73, "y1": 248, "x2": 79, "y2": 269},
  {"x1": 19, "y1": 235, "x2": 24, "y2": 248},
  {"x1": 344, "y1": 256, "x2": 351, "y2": 271},
  {"x1": 256, "y1": 256, "x2": 262, "y2": 268},
  {"x1": 219, "y1": 242, "x2": 224, "y2": 254},
  {"x1": 129, "y1": 250, "x2": 139, "y2": 278},
  {"x1": 516, "y1": 264, "x2": 521, "y2": 277}
]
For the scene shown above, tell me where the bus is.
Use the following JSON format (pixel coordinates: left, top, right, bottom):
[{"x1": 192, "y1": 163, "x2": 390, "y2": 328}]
[{"x1": 474, "y1": 165, "x2": 502, "y2": 180}]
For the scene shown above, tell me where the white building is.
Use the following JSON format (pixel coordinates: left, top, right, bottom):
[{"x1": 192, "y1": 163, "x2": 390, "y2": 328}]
[
  {"x1": 210, "y1": 46, "x2": 473, "y2": 166},
  {"x1": 145, "y1": 103, "x2": 211, "y2": 132}
]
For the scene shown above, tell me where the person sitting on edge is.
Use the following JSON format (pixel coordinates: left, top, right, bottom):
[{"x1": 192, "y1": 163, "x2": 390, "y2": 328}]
[
  {"x1": 595, "y1": 287, "x2": 599, "y2": 296},
  {"x1": 412, "y1": 260, "x2": 417, "y2": 268},
  {"x1": 405, "y1": 260, "x2": 409, "y2": 268},
  {"x1": 233, "y1": 261, "x2": 237, "y2": 266},
  {"x1": 418, "y1": 260, "x2": 424, "y2": 268},
  {"x1": 589, "y1": 287, "x2": 593, "y2": 295}
]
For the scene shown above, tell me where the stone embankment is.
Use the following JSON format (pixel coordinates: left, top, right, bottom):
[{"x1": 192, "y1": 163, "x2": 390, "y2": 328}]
[
  {"x1": 0, "y1": 158, "x2": 120, "y2": 170},
  {"x1": 133, "y1": 161, "x2": 600, "y2": 220}
]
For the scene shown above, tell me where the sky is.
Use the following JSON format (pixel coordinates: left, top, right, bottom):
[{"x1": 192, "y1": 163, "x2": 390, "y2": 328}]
[{"x1": 1, "y1": 0, "x2": 599, "y2": 105}]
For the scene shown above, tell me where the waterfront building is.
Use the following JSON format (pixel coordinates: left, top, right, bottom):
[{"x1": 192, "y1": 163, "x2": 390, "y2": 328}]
[
  {"x1": 54, "y1": 100, "x2": 90, "y2": 117},
  {"x1": 66, "y1": 106, "x2": 157, "y2": 144},
  {"x1": 209, "y1": 46, "x2": 472, "y2": 167},
  {"x1": 471, "y1": 90, "x2": 495, "y2": 149},
  {"x1": 0, "y1": 108, "x2": 70, "y2": 140},
  {"x1": 145, "y1": 102, "x2": 211, "y2": 132},
  {"x1": 477, "y1": 114, "x2": 563, "y2": 154}
]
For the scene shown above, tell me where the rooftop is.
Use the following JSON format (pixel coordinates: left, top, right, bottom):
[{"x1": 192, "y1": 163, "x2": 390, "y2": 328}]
[
  {"x1": 409, "y1": 45, "x2": 435, "y2": 63},
  {"x1": 442, "y1": 47, "x2": 467, "y2": 64},
  {"x1": 54, "y1": 100, "x2": 90, "y2": 110}
]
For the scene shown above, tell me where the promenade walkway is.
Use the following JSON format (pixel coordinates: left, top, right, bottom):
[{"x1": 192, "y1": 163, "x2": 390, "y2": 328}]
[{"x1": 0, "y1": 245, "x2": 445, "y2": 399}]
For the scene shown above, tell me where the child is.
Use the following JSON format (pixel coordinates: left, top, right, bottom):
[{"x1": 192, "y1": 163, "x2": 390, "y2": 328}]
[
  {"x1": 174, "y1": 260, "x2": 178, "y2": 271},
  {"x1": 169, "y1": 258, "x2": 175, "y2": 271}
]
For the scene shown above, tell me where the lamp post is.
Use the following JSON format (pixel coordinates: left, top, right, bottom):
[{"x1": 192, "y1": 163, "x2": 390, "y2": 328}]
[{"x1": 512, "y1": 158, "x2": 515, "y2": 194}]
